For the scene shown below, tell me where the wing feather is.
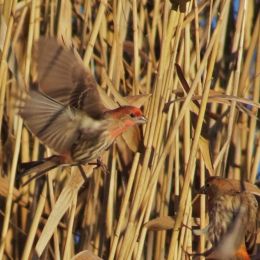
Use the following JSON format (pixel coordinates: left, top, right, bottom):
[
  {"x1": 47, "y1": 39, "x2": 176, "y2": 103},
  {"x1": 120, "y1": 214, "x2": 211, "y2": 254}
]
[
  {"x1": 35, "y1": 38, "x2": 106, "y2": 118},
  {"x1": 19, "y1": 90, "x2": 81, "y2": 154}
]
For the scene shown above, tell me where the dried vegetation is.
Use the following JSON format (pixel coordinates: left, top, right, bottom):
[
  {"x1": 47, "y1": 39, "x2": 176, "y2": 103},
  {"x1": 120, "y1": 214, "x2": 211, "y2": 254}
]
[{"x1": 0, "y1": 0, "x2": 259, "y2": 259}]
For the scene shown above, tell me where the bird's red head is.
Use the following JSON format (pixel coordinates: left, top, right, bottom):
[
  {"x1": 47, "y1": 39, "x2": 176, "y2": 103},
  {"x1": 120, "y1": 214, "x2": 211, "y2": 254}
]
[
  {"x1": 106, "y1": 106, "x2": 147, "y2": 124},
  {"x1": 117, "y1": 106, "x2": 143, "y2": 117},
  {"x1": 104, "y1": 106, "x2": 147, "y2": 138},
  {"x1": 104, "y1": 105, "x2": 147, "y2": 138}
]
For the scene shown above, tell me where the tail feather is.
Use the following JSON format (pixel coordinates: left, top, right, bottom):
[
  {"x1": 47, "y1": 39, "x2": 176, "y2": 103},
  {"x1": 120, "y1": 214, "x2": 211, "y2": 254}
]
[
  {"x1": 18, "y1": 160, "x2": 46, "y2": 176},
  {"x1": 17, "y1": 155, "x2": 61, "y2": 185}
]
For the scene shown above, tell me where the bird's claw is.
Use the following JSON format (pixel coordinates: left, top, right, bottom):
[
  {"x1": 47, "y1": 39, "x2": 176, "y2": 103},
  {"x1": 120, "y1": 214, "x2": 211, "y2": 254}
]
[
  {"x1": 89, "y1": 157, "x2": 110, "y2": 175},
  {"x1": 97, "y1": 157, "x2": 109, "y2": 174}
]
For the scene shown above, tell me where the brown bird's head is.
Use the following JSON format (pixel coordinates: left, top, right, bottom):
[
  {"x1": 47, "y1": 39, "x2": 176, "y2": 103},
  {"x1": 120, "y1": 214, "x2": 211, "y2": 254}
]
[{"x1": 199, "y1": 177, "x2": 240, "y2": 198}]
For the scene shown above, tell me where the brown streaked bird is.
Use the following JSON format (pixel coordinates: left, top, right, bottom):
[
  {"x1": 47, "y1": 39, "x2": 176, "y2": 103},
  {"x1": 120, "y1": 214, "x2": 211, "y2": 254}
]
[
  {"x1": 199, "y1": 177, "x2": 258, "y2": 260},
  {"x1": 18, "y1": 38, "x2": 147, "y2": 183}
]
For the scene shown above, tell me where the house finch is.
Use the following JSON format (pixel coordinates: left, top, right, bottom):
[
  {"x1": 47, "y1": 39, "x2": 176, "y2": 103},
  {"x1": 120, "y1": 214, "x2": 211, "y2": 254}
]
[
  {"x1": 18, "y1": 38, "x2": 147, "y2": 181},
  {"x1": 199, "y1": 177, "x2": 258, "y2": 260}
]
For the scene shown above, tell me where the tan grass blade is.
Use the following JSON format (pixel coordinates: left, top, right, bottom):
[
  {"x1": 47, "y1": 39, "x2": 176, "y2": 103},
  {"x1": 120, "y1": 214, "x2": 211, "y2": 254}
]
[
  {"x1": 199, "y1": 136, "x2": 214, "y2": 176},
  {"x1": 144, "y1": 216, "x2": 175, "y2": 231},
  {"x1": 35, "y1": 165, "x2": 94, "y2": 257}
]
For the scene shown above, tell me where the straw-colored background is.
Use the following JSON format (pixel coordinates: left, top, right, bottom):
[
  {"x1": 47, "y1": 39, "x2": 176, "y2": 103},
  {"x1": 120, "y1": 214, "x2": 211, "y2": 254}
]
[{"x1": 0, "y1": 0, "x2": 259, "y2": 259}]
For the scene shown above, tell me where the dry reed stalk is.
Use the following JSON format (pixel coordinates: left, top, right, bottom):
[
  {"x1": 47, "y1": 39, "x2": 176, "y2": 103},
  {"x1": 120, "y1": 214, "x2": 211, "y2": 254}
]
[
  {"x1": 21, "y1": 184, "x2": 47, "y2": 260},
  {"x1": 83, "y1": 0, "x2": 107, "y2": 66},
  {"x1": 225, "y1": 0, "x2": 247, "y2": 179},
  {"x1": 0, "y1": 1, "x2": 19, "y2": 258},
  {"x1": 168, "y1": 1, "x2": 231, "y2": 258},
  {"x1": 47, "y1": 167, "x2": 62, "y2": 260},
  {"x1": 63, "y1": 195, "x2": 77, "y2": 260}
]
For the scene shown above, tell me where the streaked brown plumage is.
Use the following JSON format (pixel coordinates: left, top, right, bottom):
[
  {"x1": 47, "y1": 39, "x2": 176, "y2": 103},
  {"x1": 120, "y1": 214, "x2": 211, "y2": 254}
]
[
  {"x1": 200, "y1": 177, "x2": 258, "y2": 260},
  {"x1": 18, "y1": 38, "x2": 147, "y2": 180}
]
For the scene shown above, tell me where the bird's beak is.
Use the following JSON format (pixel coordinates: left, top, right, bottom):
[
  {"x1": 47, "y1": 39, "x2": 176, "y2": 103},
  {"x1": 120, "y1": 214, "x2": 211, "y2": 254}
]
[{"x1": 135, "y1": 115, "x2": 147, "y2": 124}]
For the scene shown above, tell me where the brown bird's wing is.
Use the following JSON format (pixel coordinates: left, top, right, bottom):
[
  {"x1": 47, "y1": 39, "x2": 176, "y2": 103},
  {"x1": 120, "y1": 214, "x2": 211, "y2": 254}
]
[
  {"x1": 19, "y1": 90, "x2": 82, "y2": 154},
  {"x1": 244, "y1": 193, "x2": 258, "y2": 255},
  {"x1": 35, "y1": 37, "x2": 106, "y2": 119}
]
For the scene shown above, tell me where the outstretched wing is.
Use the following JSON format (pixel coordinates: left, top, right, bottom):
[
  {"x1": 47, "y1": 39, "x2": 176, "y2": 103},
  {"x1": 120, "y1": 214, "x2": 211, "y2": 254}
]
[
  {"x1": 35, "y1": 37, "x2": 106, "y2": 119},
  {"x1": 19, "y1": 89, "x2": 82, "y2": 154}
]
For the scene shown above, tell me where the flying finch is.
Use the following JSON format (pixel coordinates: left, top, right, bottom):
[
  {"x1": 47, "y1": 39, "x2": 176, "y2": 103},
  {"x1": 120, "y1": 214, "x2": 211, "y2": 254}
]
[
  {"x1": 199, "y1": 177, "x2": 258, "y2": 260},
  {"x1": 18, "y1": 38, "x2": 147, "y2": 182}
]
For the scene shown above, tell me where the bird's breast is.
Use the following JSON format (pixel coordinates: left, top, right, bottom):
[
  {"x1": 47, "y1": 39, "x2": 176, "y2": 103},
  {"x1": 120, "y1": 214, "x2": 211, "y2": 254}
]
[
  {"x1": 79, "y1": 114, "x2": 106, "y2": 132},
  {"x1": 207, "y1": 192, "x2": 258, "y2": 254},
  {"x1": 70, "y1": 116, "x2": 112, "y2": 163},
  {"x1": 208, "y1": 194, "x2": 242, "y2": 246}
]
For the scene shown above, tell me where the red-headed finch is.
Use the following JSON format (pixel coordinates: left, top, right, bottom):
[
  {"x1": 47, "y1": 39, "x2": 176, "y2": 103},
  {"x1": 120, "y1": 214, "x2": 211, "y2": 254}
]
[
  {"x1": 18, "y1": 38, "x2": 147, "y2": 182},
  {"x1": 199, "y1": 177, "x2": 258, "y2": 260}
]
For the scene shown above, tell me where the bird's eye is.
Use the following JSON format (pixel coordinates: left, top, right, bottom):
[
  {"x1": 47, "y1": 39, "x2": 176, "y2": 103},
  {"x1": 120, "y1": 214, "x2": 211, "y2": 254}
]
[{"x1": 130, "y1": 113, "x2": 136, "y2": 118}]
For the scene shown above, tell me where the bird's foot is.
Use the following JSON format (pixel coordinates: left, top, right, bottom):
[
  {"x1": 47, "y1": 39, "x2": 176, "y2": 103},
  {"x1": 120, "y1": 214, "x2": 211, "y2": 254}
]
[
  {"x1": 98, "y1": 157, "x2": 110, "y2": 174},
  {"x1": 89, "y1": 157, "x2": 109, "y2": 174}
]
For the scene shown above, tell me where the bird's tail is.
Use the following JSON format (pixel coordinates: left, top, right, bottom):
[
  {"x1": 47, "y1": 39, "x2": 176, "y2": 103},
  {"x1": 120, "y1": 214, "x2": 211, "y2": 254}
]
[{"x1": 18, "y1": 155, "x2": 62, "y2": 185}]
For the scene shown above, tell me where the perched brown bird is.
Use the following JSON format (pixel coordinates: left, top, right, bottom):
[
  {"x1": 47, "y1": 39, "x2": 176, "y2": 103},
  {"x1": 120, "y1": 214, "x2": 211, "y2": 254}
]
[
  {"x1": 199, "y1": 177, "x2": 258, "y2": 260},
  {"x1": 18, "y1": 38, "x2": 147, "y2": 182}
]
